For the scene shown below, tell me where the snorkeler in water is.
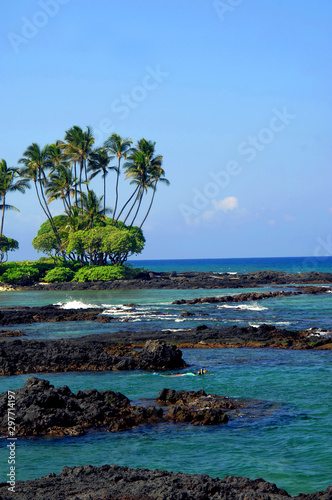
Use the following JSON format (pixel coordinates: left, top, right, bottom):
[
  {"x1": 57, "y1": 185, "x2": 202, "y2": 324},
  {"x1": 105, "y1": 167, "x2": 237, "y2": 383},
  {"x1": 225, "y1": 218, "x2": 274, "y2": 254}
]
[
  {"x1": 160, "y1": 368, "x2": 208, "y2": 377},
  {"x1": 197, "y1": 368, "x2": 208, "y2": 375}
]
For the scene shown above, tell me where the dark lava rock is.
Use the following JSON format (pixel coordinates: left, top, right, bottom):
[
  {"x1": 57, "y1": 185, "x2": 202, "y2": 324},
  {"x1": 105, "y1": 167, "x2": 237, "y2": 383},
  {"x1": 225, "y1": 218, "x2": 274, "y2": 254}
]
[
  {"x1": 165, "y1": 405, "x2": 229, "y2": 425},
  {"x1": 0, "y1": 329, "x2": 25, "y2": 337},
  {"x1": 157, "y1": 388, "x2": 238, "y2": 410},
  {"x1": 172, "y1": 286, "x2": 331, "y2": 306},
  {"x1": 0, "y1": 463, "x2": 330, "y2": 499},
  {"x1": 137, "y1": 339, "x2": 186, "y2": 370},
  {"x1": 0, "y1": 338, "x2": 186, "y2": 376},
  {"x1": 157, "y1": 389, "x2": 238, "y2": 425},
  {"x1": 0, "y1": 305, "x2": 102, "y2": 326},
  {"x1": 29, "y1": 270, "x2": 332, "y2": 292},
  {"x1": 0, "y1": 377, "x2": 163, "y2": 437},
  {"x1": 0, "y1": 325, "x2": 327, "y2": 378}
]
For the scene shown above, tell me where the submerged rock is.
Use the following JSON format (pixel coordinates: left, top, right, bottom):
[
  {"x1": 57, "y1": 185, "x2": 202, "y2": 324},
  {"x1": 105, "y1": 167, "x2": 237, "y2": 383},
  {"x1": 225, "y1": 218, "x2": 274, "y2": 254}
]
[{"x1": 157, "y1": 388, "x2": 239, "y2": 426}]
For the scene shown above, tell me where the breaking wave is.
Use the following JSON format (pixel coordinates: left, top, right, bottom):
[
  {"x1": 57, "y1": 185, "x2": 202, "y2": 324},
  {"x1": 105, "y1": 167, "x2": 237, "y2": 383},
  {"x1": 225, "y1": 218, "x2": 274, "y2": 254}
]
[{"x1": 217, "y1": 303, "x2": 268, "y2": 312}]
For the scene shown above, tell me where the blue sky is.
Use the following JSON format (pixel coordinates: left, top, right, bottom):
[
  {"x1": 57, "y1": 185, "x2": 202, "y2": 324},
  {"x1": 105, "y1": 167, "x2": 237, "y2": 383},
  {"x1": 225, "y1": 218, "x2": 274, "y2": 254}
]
[{"x1": 1, "y1": 0, "x2": 331, "y2": 260}]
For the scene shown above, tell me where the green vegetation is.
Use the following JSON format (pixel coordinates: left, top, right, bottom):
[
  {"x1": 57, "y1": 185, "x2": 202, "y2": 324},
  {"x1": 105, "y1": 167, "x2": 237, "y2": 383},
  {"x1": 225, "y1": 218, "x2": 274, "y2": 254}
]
[
  {"x1": 0, "y1": 159, "x2": 30, "y2": 262},
  {"x1": 43, "y1": 267, "x2": 75, "y2": 283},
  {"x1": 0, "y1": 260, "x2": 54, "y2": 285},
  {"x1": 0, "y1": 127, "x2": 169, "y2": 280},
  {"x1": 0, "y1": 259, "x2": 147, "y2": 285},
  {"x1": 74, "y1": 265, "x2": 130, "y2": 282}
]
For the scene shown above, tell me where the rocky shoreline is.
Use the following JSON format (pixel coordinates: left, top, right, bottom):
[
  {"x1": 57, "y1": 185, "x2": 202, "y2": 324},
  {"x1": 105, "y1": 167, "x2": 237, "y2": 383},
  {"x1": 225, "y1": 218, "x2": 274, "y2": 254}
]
[
  {"x1": 0, "y1": 464, "x2": 330, "y2": 499},
  {"x1": 5, "y1": 270, "x2": 332, "y2": 291}
]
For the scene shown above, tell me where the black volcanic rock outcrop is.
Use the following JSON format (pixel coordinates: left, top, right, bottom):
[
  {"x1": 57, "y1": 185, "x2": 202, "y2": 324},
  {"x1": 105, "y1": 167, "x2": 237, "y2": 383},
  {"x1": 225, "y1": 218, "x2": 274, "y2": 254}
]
[
  {"x1": 172, "y1": 286, "x2": 331, "y2": 305},
  {"x1": 0, "y1": 464, "x2": 330, "y2": 499},
  {"x1": 0, "y1": 377, "x2": 163, "y2": 437},
  {"x1": 20, "y1": 270, "x2": 332, "y2": 292},
  {"x1": 0, "y1": 338, "x2": 185, "y2": 376}
]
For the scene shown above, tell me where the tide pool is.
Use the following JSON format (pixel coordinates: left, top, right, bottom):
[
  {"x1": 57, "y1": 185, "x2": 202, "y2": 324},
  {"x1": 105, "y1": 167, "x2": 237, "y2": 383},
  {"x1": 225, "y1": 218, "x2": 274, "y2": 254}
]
[{"x1": 0, "y1": 348, "x2": 331, "y2": 496}]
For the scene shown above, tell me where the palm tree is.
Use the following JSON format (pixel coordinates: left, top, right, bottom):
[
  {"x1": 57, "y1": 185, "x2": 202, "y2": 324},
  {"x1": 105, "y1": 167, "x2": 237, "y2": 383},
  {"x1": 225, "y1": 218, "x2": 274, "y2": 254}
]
[
  {"x1": 88, "y1": 148, "x2": 114, "y2": 214},
  {"x1": 46, "y1": 165, "x2": 78, "y2": 213},
  {"x1": 104, "y1": 133, "x2": 132, "y2": 220},
  {"x1": 0, "y1": 159, "x2": 30, "y2": 241},
  {"x1": 59, "y1": 126, "x2": 95, "y2": 206},
  {"x1": 122, "y1": 139, "x2": 164, "y2": 227},
  {"x1": 19, "y1": 143, "x2": 65, "y2": 259},
  {"x1": 18, "y1": 143, "x2": 53, "y2": 222},
  {"x1": 136, "y1": 163, "x2": 170, "y2": 234},
  {"x1": 78, "y1": 189, "x2": 111, "y2": 229}
]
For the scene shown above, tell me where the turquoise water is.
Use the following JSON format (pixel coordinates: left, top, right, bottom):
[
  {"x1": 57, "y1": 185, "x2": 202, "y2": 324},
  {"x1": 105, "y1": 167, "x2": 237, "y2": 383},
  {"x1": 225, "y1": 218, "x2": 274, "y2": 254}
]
[
  {"x1": 0, "y1": 258, "x2": 331, "y2": 495},
  {"x1": 0, "y1": 349, "x2": 331, "y2": 496},
  {"x1": 1, "y1": 286, "x2": 331, "y2": 338},
  {"x1": 129, "y1": 256, "x2": 332, "y2": 274}
]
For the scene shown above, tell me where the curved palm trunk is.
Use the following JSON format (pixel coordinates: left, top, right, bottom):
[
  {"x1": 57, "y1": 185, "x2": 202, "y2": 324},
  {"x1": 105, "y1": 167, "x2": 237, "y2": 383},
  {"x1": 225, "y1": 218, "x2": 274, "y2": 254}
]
[
  {"x1": 103, "y1": 173, "x2": 106, "y2": 215},
  {"x1": 37, "y1": 175, "x2": 66, "y2": 261},
  {"x1": 112, "y1": 157, "x2": 121, "y2": 220},
  {"x1": 116, "y1": 185, "x2": 139, "y2": 224},
  {"x1": 129, "y1": 190, "x2": 144, "y2": 228},
  {"x1": 0, "y1": 193, "x2": 6, "y2": 240},
  {"x1": 135, "y1": 182, "x2": 157, "y2": 234},
  {"x1": 74, "y1": 162, "x2": 78, "y2": 205},
  {"x1": 122, "y1": 188, "x2": 141, "y2": 227}
]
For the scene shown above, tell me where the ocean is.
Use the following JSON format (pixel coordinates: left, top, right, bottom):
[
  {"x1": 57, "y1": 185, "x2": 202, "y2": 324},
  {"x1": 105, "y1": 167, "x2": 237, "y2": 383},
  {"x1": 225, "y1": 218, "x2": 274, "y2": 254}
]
[
  {"x1": 0, "y1": 257, "x2": 331, "y2": 496},
  {"x1": 128, "y1": 256, "x2": 332, "y2": 274}
]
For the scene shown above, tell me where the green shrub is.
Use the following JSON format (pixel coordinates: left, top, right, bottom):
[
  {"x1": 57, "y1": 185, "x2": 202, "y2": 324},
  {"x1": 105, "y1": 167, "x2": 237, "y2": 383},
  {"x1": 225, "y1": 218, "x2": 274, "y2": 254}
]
[
  {"x1": 0, "y1": 259, "x2": 148, "y2": 285},
  {"x1": 0, "y1": 266, "x2": 41, "y2": 285},
  {"x1": 0, "y1": 261, "x2": 56, "y2": 285},
  {"x1": 43, "y1": 267, "x2": 75, "y2": 283},
  {"x1": 73, "y1": 265, "x2": 128, "y2": 282}
]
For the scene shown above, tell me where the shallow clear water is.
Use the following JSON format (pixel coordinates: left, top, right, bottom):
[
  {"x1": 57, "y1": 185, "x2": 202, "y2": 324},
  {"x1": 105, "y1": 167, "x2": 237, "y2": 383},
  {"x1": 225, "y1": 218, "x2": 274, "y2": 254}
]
[
  {"x1": 0, "y1": 258, "x2": 331, "y2": 495},
  {"x1": 0, "y1": 349, "x2": 331, "y2": 496},
  {"x1": 1, "y1": 287, "x2": 331, "y2": 338}
]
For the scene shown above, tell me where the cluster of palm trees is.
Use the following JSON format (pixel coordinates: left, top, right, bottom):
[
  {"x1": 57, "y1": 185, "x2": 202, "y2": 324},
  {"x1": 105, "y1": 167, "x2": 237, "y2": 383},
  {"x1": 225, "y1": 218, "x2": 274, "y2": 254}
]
[{"x1": 0, "y1": 126, "x2": 169, "y2": 263}]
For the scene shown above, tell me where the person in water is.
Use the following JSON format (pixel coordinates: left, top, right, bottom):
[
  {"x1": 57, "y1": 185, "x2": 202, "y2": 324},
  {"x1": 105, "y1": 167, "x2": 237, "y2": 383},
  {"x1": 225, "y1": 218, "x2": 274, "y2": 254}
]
[
  {"x1": 166, "y1": 368, "x2": 208, "y2": 377},
  {"x1": 197, "y1": 368, "x2": 208, "y2": 375}
]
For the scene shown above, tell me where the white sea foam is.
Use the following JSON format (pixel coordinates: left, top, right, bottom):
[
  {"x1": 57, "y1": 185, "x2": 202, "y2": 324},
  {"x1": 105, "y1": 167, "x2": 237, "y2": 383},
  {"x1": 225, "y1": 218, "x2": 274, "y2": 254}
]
[
  {"x1": 56, "y1": 300, "x2": 100, "y2": 310},
  {"x1": 249, "y1": 321, "x2": 291, "y2": 328},
  {"x1": 217, "y1": 303, "x2": 268, "y2": 311},
  {"x1": 161, "y1": 328, "x2": 189, "y2": 332},
  {"x1": 308, "y1": 329, "x2": 332, "y2": 338}
]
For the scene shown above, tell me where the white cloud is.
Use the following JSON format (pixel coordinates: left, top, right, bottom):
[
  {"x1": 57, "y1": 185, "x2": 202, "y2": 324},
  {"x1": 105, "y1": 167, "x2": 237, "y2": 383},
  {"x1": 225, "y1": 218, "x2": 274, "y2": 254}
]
[{"x1": 212, "y1": 196, "x2": 238, "y2": 212}]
